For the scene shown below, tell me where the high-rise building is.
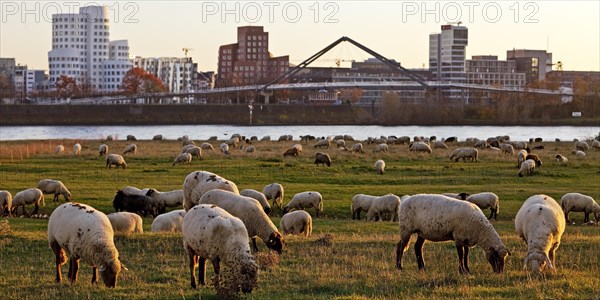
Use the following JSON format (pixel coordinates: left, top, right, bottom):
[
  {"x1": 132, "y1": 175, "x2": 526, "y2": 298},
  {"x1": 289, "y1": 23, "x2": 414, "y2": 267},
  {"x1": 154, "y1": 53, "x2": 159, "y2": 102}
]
[
  {"x1": 429, "y1": 24, "x2": 468, "y2": 83},
  {"x1": 506, "y1": 49, "x2": 552, "y2": 84}
]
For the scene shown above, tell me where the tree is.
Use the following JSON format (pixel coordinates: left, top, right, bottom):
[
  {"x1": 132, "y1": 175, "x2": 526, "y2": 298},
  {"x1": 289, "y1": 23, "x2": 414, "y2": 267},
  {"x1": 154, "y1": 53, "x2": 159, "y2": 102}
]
[
  {"x1": 121, "y1": 68, "x2": 166, "y2": 95},
  {"x1": 0, "y1": 74, "x2": 16, "y2": 100},
  {"x1": 55, "y1": 75, "x2": 79, "y2": 99}
]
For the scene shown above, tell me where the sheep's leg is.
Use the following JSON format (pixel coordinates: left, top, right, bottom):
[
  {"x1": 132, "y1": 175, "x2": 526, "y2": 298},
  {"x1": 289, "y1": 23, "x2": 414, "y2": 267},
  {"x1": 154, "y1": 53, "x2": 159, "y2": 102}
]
[
  {"x1": 50, "y1": 241, "x2": 66, "y2": 283},
  {"x1": 549, "y1": 242, "x2": 559, "y2": 267},
  {"x1": 455, "y1": 242, "x2": 468, "y2": 275},
  {"x1": 564, "y1": 210, "x2": 571, "y2": 223},
  {"x1": 395, "y1": 235, "x2": 411, "y2": 270},
  {"x1": 198, "y1": 257, "x2": 206, "y2": 286},
  {"x1": 91, "y1": 267, "x2": 98, "y2": 284},
  {"x1": 68, "y1": 257, "x2": 80, "y2": 283},
  {"x1": 462, "y1": 246, "x2": 470, "y2": 274},
  {"x1": 251, "y1": 237, "x2": 259, "y2": 252},
  {"x1": 211, "y1": 258, "x2": 220, "y2": 288},
  {"x1": 188, "y1": 251, "x2": 198, "y2": 289},
  {"x1": 31, "y1": 203, "x2": 39, "y2": 215},
  {"x1": 584, "y1": 212, "x2": 589, "y2": 223},
  {"x1": 414, "y1": 236, "x2": 426, "y2": 271}
]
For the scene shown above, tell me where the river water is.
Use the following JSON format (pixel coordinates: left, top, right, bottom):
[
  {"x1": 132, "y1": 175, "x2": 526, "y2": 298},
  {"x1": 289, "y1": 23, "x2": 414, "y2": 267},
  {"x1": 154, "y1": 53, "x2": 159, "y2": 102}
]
[{"x1": 0, "y1": 125, "x2": 598, "y2": 142}]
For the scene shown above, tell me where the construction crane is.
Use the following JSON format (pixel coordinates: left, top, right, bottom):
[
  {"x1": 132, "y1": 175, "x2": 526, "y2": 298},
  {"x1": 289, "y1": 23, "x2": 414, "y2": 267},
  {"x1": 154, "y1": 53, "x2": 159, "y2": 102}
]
[{"x1": 182, "y1": 48, "x2": 194, "y2": 57}]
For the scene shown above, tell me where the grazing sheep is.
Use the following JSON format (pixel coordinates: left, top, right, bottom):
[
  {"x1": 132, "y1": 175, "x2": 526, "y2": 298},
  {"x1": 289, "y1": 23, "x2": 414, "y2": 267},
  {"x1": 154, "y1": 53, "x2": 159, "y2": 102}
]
[
  {"x1": 146, "y1": 189, "x2": 184, "y2": 214},
  {"x1": 518, "y1": 159, "x2": 536, "y2": 177},
  {"x1": 284, "y1": 191, "x2": 323, "y2": 217},
  {"x1": 112, "y1": 190, "x2": 155, "y2": 217},
  {"x1": 575, "y1": 141, "x2": 590, "y2": 151},
  {"x1": 511, "y1": 141, "x2": 528, "y2": 150},
  {"x1": 366, "y1": 194, "x2": 401, "y2": 222},
  {"x1": 152, "y1": 134, "x2": 163, "y2": 141},
  {"x1": 374, "y1": 159, "x2": 385, "y2": 175},
  {"x1": 442, "y1": 193, "x2": 470, "y2": 200},
  {"x1": 184, "y1": 146, "x2": 202, "y2": 159},
  {"x1": 225, "y1": 138, "x2": 239, "y2": 148},
  {"x1": 375, "y1": 143, "x2": 389, "y2": 153},
  {"x1": 449, "y1": 148, "x2": 478, "y2": 162},
  {"x1": 126, "y1": 135, "x2": 137, "y2": 141},
  {"x1": 12, "y1": 188, "x2": 45, "y2": 217},
  {"x1": 592, "y1": 140, "x2": 600, "y2": 149},
  {"x1": 500, "y1": 143, "x2": 514, "y2": 155},
  {"x1": 525, "y1": 154, "x2": 543, "y2": 167},
  {"x1": 555, "y1": 154, "x2": 568, "y2": 163},
  {"x1": 262, "y1": 183, "x2": 284, "y2": 211},
  {"x1": 98, "y1": 144, "x2": 108, "y2": 156},
  {"x1": 48, "y1": 202, "x2": 124, "y2": 287},
  {"x1": 443, "y1": 136, "x2": 457, "y2": 143},
  {"x1": 396, "y1": 194, "x2": 510, "y2": 274},
  {"x1": 183, "y1": 204, "x2": 258, "y2": 294},
  {"x1": 517, "y1": 149, "x2": 529, "y2": 168},
  {"x1": 351, "y1": 143, "x2": 364, "y2": 153},
  {"x1": 572, "y1": 150, "x2": 586, "y2": 158},
  {"x1": 123, "y1": 144, "x2": 137, "y2": 155},
  {"x1": 466, "y1": 192, "x2": 500, "y2": 220},
  {"x1": 73, "y1": 143, "x2": 81, "y2": 155},
  {"x1": 260, "y1": 136, "x2": 271, "y2": 142},
  {"x1": 0, "y1": 190, "x2": 13, "y2": 217},
  {"x1": 397, "y1": 136, "x2": 411, "y2": 144},
  {"x1": 314, "y1": 139, "x2": 331, "y2": 148},
  {"x1": 474, "y1": 140, "x2": 488, "y2": 149},
  {"x1": 182, "y1": 170, "x2": 239, "y2": 211},
  {"x1": 37, "y1": 179, "x2": 72, "y2": 202},
  {"x1": 515, "y1": 194, "x2": 565, "y2": 274},
  {"x1": 120, "y1": 186, "x2": 150, "y2": 196},
  {"x1": 106, "y1": 154, "x2": 127, "y2": 169},
  {"x1": 240, "y1": 189, "x2": 271, "y2": 215},
  {"x1": 107, "y1": 212, "x2": 143, "y2": 235},
  {"x1": 244, "y1": 146, "x2": 256, "y2": 154},
  {"x1": 560, "y1": 192, "x2": 600, "y2": 223},
  {"x1": 314, "y1": 152, "x2": 332, "y2": 167},
  {"x1": 151, "y1": 209, "x2": 186, "y2": 232},
  {"x1": 409, "y1": 141, "x2": 432, "y2": 153},
  {"x1": 283, "y1": 147, "x2": 300, "y2": 157},
  {"x1": 200, "y1": 142, "x2": 214, "y2": 151},
  {"x1": 432, "y1": 140, "x2": 448, "y2": 149},
  {"x1": 335, "y1": 139, "x2": 346, "y2": 147},
  {"x1": 199, "y1": 190, "x2": 284, "y2": 254},
  {"x1": 351, "y1": 194, "x2": 377, "y2": 220},
  {"x1": 280, "y1": 211, "x2": 312, "y2": 237},
  {"x1": 105, "y1": 135, "x2": 114, "y2": 141},
  {"x1": 55, "y1": 145, "x2": 64, "y2": 154},
  {"x1": 172, "y1": 153, "x2": 193, "y2": 166},
  {"x1": 220, "y1": 143, "x2": 230, "y2": 155},
  {"x1": 278, "y1": 135, "x2": 292, "y2": 142}
]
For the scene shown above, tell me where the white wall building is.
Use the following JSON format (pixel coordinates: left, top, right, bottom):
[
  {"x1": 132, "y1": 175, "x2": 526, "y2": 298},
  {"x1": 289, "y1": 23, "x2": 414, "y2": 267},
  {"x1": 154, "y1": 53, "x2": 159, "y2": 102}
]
[
  {"x1": 103, "y1": 40, "x2": 133, "y2": 91},
  {"x1": 133, "y1": 57, "x2": 197, "y2": 93},
  {"x1": 429, "y1": 24, "x2": 468, "y2": 83}
]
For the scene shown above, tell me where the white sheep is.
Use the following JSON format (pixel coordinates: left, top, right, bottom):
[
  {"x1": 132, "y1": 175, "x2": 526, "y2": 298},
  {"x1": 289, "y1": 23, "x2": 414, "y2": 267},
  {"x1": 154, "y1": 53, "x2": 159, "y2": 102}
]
[
  {"x1": 220, "y1": 143, "x2": 230, "y2": 154},
  {"x1": 244, "y1": 146, "x2": 256, "y2": 154},
  {"x1": 560, "y1": 192, "x2": 600, "y2": 223},
  {"x1": 184, "y1": 146, "x2": 203, "y2": 159},
  {"x1": 73, "y1": 143, "x2": 81, "y2": 155},
  {"x1": 55, "y1": 145, "x2": 64, "y2": 154},
  {"x1": 351, "y1": 194, "x2": 377, "y2": 220},
  {"x1": 98, "y1": 144, "x2": 108, "y2": 156},
  {"x1": 555, "y1": 154, "x2": 568, "y2": 163},
  {"x1": 172, "y1": 153, "x2": 192, "y2": 166},
  {"x1": 396, "y1": 194, "x2": 510, "y2": 274},
  {"x1": 262, "y1": 183, "x2": 284, "y2": 210},
  {"x1": 515, "y1": 194, "x2": 565, "y2": 274},
  {"x1": 449, "y1": 148, "x2": 478, "y2": 162},
  {"x1": 351, "y1": 143, "x2": 364, "y2": 153},
  {"x1": 280, "y1": 210, "x2": 312, "y2": 237},
  {"x1": 517, "y1": 149, "x2": 528, "y2": 168},
  {"x1": 441, "y1": 193, "x2": 470, "y2": 200},
  {"x1": 48, "y1": 202, "x2": 125, "y2": 287},
  {"x1": 146, "y1": 189, "x2": 184, "y2": 213},
  {"x1": 182, "y1": 204, "x2": 258, "y2": 293},
  {"x1": 511, "y1": 141, "x2": 528, "y2": 150},
  {"x1": 240, "y1": 189, "x2": 271, "y2": 215},
  {"x1": 374, "y1": 159, "x2": 385, "y2": 175},
  {"x1": 375, "y1": 143, "x2": 389, "y2": 153},
  {"x1": 0, "y1": 190, "x2": 13, "y2": 217},
  {"x1": 107, "y1": 212, "x2": 143, "y2": 235},
  {"x1": 432, "y1": 140, "x2": 448, "y2": 149},
  {"x1": 314, "y1": 139, "x2": 331, "y2": 148},
  {"x1": 37, "y1": 179, "x2": 72, "y2": 202},
  {"x1": 592, "y1": 140, "x2": 600, "y2": 149},
  {"x1": 409, "y1": 142, "x2": 432, "y2": 153},
  {"x1": 572, "y1": 150, "x2": 586, "y2": 158},
  {"x1": 106, "y1": 154, "x2": 127, "y2": 169},
  {"x1": 151, "y1": 209, "x2": 186, "y2": 232},
  {"x1": 366, "y1": 194, "x2": 401, "y2": 222},
  {"x1": 182, "y1": 170, "x2": 239, "y2": 211},
  {"x1": 518, "y1": 159, "x2": 536, "y2": 177},
  {"x1": 500, "y1": 143, "x2": 515, "y2": 155},
  {"x1": 466, "y1": 192, "x2": 500, "y2": 220},
  {"x1": 199, "y1": 189, "x2": 284, "y2": 254},
  {"x1": 575, "y1": 141, "x2": 590, "y2": 151},
  {"x1": 201, "y1": 142, "x2": 214, "y2": 151},
  {"x1": 120, "y1": 186, "x2": 150, "y2": 196},
  {"x1": 123, "y1": 144, "x2": 137, "y2": 155},
  {"x1": 284, "y1": 191, "x2": 323, "y2": 217},
  {"x1": 12, "y1": 188, "x2": 45, "y2": 217}
]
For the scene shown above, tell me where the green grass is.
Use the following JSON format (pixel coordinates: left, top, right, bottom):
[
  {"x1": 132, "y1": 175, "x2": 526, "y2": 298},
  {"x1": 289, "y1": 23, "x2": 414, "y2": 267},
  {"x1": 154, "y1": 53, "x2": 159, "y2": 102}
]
[{"x1": 0, "y1": 139, "x2": 599, "y2": 299}]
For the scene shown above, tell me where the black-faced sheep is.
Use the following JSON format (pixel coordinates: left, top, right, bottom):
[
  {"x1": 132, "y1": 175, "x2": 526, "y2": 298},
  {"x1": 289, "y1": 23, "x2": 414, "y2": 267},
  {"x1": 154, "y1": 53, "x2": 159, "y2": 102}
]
[
  {"x1": 284, "y1": 191, "x2": 323, "y2": 217},
  {"x1": 441, "y1": 192, "x2": 469, "y2": 200},
  {"x1": 99, "y1": 144, "x2": 108, "y2": 156},
  {"x1": 280, "y1": 210, "x2": 312, "y2": 237},
  {"x1": 182, "y1": 170, "x2": 240, "y2": 211},
  {"x1": 12, "y1": 188, "x2": 45, "y2": 217},
  {"x1": 112, "y1": 190, "x2": 154, "y2": 217},
  {"x1": 262, "y1": 183, "x2": 284, "y2": 211},
  {"x1": 525, "y1": 154, "x2": 543, "y2": 167},
  {"x1": 314, "y1": 152, "x2": 331, "y2": 167},
  {"x1": 555, "y1": 154, "x2": 568, "y2": 163},
  {"x1": 240, "y1": 189, "x2": 271, "y2": 215},
  {"x1": 560, "y1": 192, "x2": 600, "y2": 223},
  {"x1": 518, "y1": 159, "x2": 536, "y2": 177}
]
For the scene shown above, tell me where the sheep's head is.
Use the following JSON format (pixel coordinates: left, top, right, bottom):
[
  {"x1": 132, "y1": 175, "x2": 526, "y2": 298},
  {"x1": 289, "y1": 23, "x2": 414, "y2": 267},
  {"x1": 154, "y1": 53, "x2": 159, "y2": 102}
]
[
  {"x1": 266, "y1": 232, "x2": 284, "y2": 254},
  {"x1": 486, "y1": 247, "x2": 510, "y2": 273},
  {"x1": 525, "y1": 252, "x2": 552, "y2": 274},
  {"x1": 263, "y1": 206, "x2": 271, "y2": 215},
  {"x1": 239, "y1": 260, "x2": 259, "y2": 294},
  {"x1": 99, "y1": 259, "x2": 123, "y2": 288}
]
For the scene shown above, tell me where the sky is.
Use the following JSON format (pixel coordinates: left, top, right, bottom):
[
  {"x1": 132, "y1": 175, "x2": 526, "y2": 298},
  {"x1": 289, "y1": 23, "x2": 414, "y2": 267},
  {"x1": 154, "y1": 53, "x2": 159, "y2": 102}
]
[{"x1": 1, "y1": 1, "x2": 599, "y2": 72}]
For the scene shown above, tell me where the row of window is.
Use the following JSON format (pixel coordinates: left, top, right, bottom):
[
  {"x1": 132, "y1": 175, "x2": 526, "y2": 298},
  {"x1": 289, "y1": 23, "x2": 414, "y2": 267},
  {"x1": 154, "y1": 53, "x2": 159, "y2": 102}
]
[
  {"x1": 53, "y1": 18, "x2": 108, "y2": 23},
  {"x1": 241, "y1": 34, "x2": 266, "y2": 41}
]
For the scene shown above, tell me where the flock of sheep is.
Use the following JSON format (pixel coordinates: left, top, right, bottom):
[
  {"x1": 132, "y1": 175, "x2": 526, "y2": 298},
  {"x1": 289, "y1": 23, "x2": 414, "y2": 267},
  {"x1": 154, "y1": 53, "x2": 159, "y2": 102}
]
[{"x1": 1, "y1": 133, "x2": 599, "y2": 297}]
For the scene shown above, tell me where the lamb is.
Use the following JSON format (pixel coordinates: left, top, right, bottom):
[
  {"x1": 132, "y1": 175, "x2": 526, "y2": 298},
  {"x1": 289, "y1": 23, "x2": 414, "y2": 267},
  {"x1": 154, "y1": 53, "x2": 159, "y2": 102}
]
[
  {"x1": 466, "y1": 192, "x2": 500, "y2": 220},
  {"x1": 314, "y1": 152, "x2": 331, "y2": 167},
  {"x1": 182, "y1": 170, "x2": 239, "y2": 211},
  {"x1": 98, "y1": 144, "x2": 108, "y2": 156},
  {"x1": 283, "y1": 191, "x2": 323, "y2": 217},
  {"x1": 37, "y1": 179, "x2": 72, "y2": 202},
  {"x1": 518, "y1": 159, "x2": 536, "y2": 177},
  {"x1": 56, "y1": 145, "x2": 64, "y2": 154},
  {"x1": 123, "y1": 144, "x2": 137, "y2": 155},
  {"x1": 560, "y1": 192, "x2": 600, "y2": 223},
  {"x1": 0, "y1": 190, "x2": 12, "y2": 217},
  {"x1": 12, "y1": 188, "x2": 45, "y2": 217},
  {"x1": 172, "y1": 153, "x2": 193, "y2": 166},
  {"x1": 374, "y1": 159, "x2": 385, "y2": 175},
  {"x1": 220, "y1": 143, "x2": 230, "y2": 154},
  {"x1": 409, "y1": 141, "x2": 432, "y2": 153},
  {"x1": 106, "y1": 154, "x2": 127, "y2": 169},
  {"x1": 280, "y1": 211, "x2": 312, "y2": 237},
  {"x1": 449, "y1": 148, "x2": 478, "y2": 162},
  {"x1": 499, "y1": 143, "x2": 514, "y2": 155},
  {"x1": 366, "y1": 194, "x2": 401, "y2": 222},
  {"x1": 146, "y1": 189, "x2": 184, "y2": 214},
  {"x1": 48, "y1": 202, "x2": 124, "y2": 287},
  {"x1": 73, "y1": 143, "x2": 81, "y2": 155},
  {"x1": 262, "y1": 183, "x2": 284, "y2": 210},
  {"x1": 151, "y1": 209, "x2": 186, "y2": 232},
  {"x1": 107, "y1": 212, "x2": 143, "y2": 235},
  {"x1": 432, "y1": 140, "x2": 448, "y2": 149},
  {"x1": 351, "y1": 143, "x2": 364, "y2": 153},
  {"x1": 525, "y1": 154, "x2": 543, "y2": 167},
  {"x1": 514, "y1": 194, "x2": 565, "y2": 274},
  {"x1": 395, "y1": 194, "x2": 510, "y2": 274},
  {"x1": 314, "y1": 139, "x2": 331, "y2": 148},
  {"x1": 351, "y1": 194, "x2": 377, "y2": 220},
  {"x1": 112, "y1": 190, "x2": 155, "y2": 217},
  {"x1": 555, "y1": 154, "x2": 568, "y2": 163},
  {"x1": 199, "y1": 189, "x2": 284, "y2": 254},
  {"x1": 200, "y1": 142, "x2": 214, "y2": 151},
  {"x1": 240, "y1": 189, "x2": 271, "y2": 215},
  {"x1": 575, "y1": 141, "x2": 590, "y2": 151},
  {"x1": 182, "y1": 204, "x2": 258, "y2": 294}
]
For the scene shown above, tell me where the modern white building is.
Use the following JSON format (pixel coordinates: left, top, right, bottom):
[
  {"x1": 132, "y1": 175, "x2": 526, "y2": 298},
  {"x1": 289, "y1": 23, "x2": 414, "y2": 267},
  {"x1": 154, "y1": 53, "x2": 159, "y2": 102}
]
[
  {"x1": 103, "y1": 40, "x2": 133, "y2": 91},
  {"x1": 133, "y1": 57, "x2": 197, "y2": 93},
  {"x1": 465, "y1": 55, "x2": 526, "y2": 88},
  {"x1": 429, "y1": 24, "x2": 468, "y2": 83}
]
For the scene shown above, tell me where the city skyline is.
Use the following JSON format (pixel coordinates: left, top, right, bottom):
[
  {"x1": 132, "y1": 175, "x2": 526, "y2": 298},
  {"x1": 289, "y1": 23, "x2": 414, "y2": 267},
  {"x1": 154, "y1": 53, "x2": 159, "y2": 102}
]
[{"x1": 1, "y1": 1, "x2": 599, "y2": 73}]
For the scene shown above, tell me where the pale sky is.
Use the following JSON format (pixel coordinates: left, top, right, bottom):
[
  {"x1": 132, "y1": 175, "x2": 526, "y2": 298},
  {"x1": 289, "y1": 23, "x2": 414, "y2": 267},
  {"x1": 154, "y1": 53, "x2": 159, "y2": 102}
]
[{"x1": 1, "y1": 1, "x2": 599, "y2": 72}]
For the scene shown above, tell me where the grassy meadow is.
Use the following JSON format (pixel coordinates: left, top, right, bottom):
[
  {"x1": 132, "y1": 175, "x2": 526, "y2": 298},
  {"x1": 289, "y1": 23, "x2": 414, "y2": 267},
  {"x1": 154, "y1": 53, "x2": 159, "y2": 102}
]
[{"x1": 0, "y1": 137, "x2": 599, "y2": 300}]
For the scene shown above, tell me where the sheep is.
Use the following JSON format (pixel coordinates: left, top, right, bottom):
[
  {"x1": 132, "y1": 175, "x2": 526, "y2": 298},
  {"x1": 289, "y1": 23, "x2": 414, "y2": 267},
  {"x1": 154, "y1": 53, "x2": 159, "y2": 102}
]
[
  {"x1": 200, "y1": 142, "x2": 214, "y2": 151},
  {"x1": 244, "y1": 146, "x2": 256, "y2": 154},
  {"x1": 98, "y1": 144, "x2": 108, "y2": 156},
  {"x1": 123, "y1": 144, "x2": 137, "y2": 155},
  {"x1": 106, "y1": 212, "x2": 143, "y2": 235},
  {"x1": 500, "y1": 143, "x2": 514, "y2": 155},
  {"x1": 151, "y1": 209, "x2": 186, "y2": 232},
  {"x1": 374, "y1": 159, "x2": 385, "y2": 175},
  {"x1": 262, "y1": 183, "x2": 284, "y2": 211},
  {"x1": 314, "y1": 152, "x2": 331, "y2": 167},
  {"x1": 152, "y1": 134, "x2": 163, "y2": 141},
  {"x1": 120, "y1": 186, "x2": 150, "y2": 196},
  {"x1": 572, "y1": 150, "x2": 586, "y2": 158},
  {"x1": 395, "y1": 194, "x2": 510, "y2": 274},
  {"x1": 283, "y1": 191, "x2": 323, "y2": 217},
  {"x1": 555, "y1": 154, "x2": 568, "y2": 163},
  {"x1": 449, "y1": 148, "x2": 478, "y2": 162},
  {"x1": 351, "y1": 194, "x2": 377, "y2": 220},
  {"x1": 432, "y1": 140, "x2": 448, "y2": 149},
  {"x1": 335, "y1": 139, "x2": 346, "y2": 147},
  {"x1": 220, "y1": 143, "x2": 230, "y2": 154},
  {"x1": 106, "y1": 154, "x2": 127, "y2": 169},
  {"x1": 511, "y1": 141, "x2": 528, "y2": 150},
  {"x1": 182, "y1": 204, "x2": 258, "y2": 294},
  {"x1": 474, "y1": 140, "x2": 488, "y2": 149},
  {"x1": 146, "y1": 189, "x2": 184, "y2": 214},
  {"x1": 466, "y1": 192, "x2": 500, "y2": 220},
  {"x1": 73, "y1": 143, "x2": 81, "y2": 155},
  {"x1": 409, "y1": 142, "x2": 432, "y2": 153},
  {"x1": 48, "y1": 202, "x2": 125, "y2": 287},
  {"x1": 592, "y1": 140, "x2": 600, "y2": 149},
  {"x1": 278, "y1": 135, "x2": 292, "y2": 142},
  {"x1": 172, "y1": 153, "x2": 192, "y2": 166},
  {"x1": 11, "y1": 188, "x2": 45, "y2": 217},
  {"x1": 283, "y1": 147, "x2": 300, "y2": 157},
  {"x1": 375, "y1": 143, "x2": 389, "y2": 153},
  {"x1": 260, "y1": 135, "x2": 271, "y2": 142},
  {"x1": 442, "y1": 192, "x2": 469, "y2": 200},
  {"x1": 366, "y1": 194, "x2": 401, "y2": 222},
  {"x1": 182, "y1": 170, "x2": 239, "y2": 211},
  {"x1": 313, "y1": 139, "x2": 331, "y2": 148},
  {"x1": 199, "y1": 189, "x2": 284, "y2": 254},
  {"x1": 126, "y1": 135, "x2": 137, "y2": 141},
  {"x1": 396, "y1": 136, "x2": 411, "y2": 144},
  {"x1": 37, "y1": 179, "x2": 72, "y2": 202},
  {"x1": 525, "y1": 154, "x2": 543, "y2": 167},
  {"x1": 515, "y1": 194, "x2": 565, "y2": 274},
  {"x1": 351, "y1": 143, "x2": 364, "y2": 153},
  {"x1": 280, "y1": 211, "x2": 312, "y2": 237},
  {"x1": 517, "y1": 149, "x2": 528, "y2": 168},
  {"x1": 575, "y1": 141, "x2": 590, "y2": 151},
  {"x1": 240, "y1": 189, "x2": 271, "y2": 215},
  {"x1": 112, "y1": 190, "x2": 155, "y2": 217},
  {"x1": 184, "y1": 146, "x2": 202, "y2": 159},
  {"x1": 560, "y1": 192, "x2": 600, "y2": 223},
  {"x1": 105, "y1": 135, "x2": 114, "y2": 141},
  {"x1": 225, "y1": 137, "x2": 239, "y2": 148},
  {"x1": 518, "y1": 159, "x2": 536, "y2": 177},
  {"x1": 0, "y1": 190, "x2": 13, "y2": 217},
  {"x1": 55, "y1": 145, "x2": 64, "y2": 154}
]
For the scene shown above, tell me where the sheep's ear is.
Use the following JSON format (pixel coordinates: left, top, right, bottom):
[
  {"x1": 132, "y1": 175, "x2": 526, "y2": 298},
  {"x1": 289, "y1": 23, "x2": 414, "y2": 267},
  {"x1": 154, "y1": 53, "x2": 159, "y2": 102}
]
[{"x1": 121, "y1": 263, "x2": 129, "y2": 271}]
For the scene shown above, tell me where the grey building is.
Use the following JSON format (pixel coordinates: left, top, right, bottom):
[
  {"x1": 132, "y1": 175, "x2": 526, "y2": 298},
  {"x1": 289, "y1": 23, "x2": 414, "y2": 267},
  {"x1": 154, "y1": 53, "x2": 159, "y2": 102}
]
[{"x1": 506, "y1": 49, "x2": 553, "y2": 84}]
